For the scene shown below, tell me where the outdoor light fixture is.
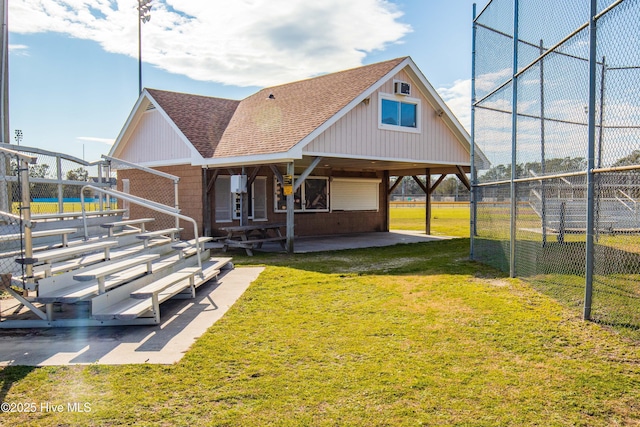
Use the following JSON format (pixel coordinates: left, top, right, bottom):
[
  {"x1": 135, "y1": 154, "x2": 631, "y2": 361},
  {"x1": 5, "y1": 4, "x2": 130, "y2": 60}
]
[
  {"x1": 138, "y1": 0, "x2": 152, "y2": 95},
  {"x1": 14, "y1": 129, "x2": 22, "y2": 145}
]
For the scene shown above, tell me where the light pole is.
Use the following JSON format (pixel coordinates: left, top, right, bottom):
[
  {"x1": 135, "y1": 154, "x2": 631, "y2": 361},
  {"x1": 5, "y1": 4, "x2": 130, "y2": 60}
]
[
  {"x1": 14, "y1": 129, "x2": 22, "y2": 145},
  {"x1": 138, "y1": 0, "x2": 152, "y2": 95}
]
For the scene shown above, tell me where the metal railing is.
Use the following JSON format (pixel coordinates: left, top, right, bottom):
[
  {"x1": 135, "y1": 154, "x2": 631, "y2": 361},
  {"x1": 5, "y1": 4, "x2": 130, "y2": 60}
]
[{"x1": 80, "y1": 186, "x2": 202, "y2": 273}]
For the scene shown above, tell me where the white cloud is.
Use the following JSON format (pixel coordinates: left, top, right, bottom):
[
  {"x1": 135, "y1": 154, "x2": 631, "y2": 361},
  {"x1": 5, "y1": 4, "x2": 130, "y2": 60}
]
[
  {"x1": 10, "y1": 0, "x2": 411, "y2": 87},
  {"x1": 77, "y1": 136, "x2": 114, "y2": 145},
  {"x1": 438, "y1": 79, "x2": 471, "y2": 131},
  {"x1": 8, "y1": 44, "x2": 29, "y2": 55}
]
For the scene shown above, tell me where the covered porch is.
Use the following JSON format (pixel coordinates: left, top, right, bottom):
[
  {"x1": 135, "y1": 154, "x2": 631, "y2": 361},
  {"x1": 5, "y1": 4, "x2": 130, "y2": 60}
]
[{"x1": 202, "y1": 154, "x2": 470, "y2": 254}]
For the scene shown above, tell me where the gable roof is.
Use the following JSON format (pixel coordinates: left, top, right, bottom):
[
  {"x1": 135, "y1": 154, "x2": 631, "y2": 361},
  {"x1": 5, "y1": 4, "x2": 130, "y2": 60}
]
[
  {"x1": 145, "y1": 89, "x2": 240, "y2": 158},
  {"x1": 212, "y1": 57, "x2": 407, "y2": 159},
  {"x1": 111, "y1": 56, "x2": 475, "y2": 169}
]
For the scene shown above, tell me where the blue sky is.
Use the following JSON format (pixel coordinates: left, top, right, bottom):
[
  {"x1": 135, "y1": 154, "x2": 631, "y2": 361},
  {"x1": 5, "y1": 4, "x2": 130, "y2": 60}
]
[{"x1": 8, "y1": 0, "x2": 484, "y2": 162}]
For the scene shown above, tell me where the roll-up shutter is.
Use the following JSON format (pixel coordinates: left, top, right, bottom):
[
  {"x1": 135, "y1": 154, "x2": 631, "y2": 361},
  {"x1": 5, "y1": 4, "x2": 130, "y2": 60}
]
[{"x1": 330, "y1": 178, "x2": 380, "y2": 211}]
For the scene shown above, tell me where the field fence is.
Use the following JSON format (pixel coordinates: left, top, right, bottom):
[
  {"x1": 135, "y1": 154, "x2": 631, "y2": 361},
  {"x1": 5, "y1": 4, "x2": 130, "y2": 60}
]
[{"x1": 472, "y1": 0, "x2": 640, "y2": 336}]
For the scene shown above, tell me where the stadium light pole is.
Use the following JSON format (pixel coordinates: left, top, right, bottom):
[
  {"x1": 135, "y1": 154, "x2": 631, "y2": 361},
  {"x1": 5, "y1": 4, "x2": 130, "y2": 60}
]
[{"x1": 138, "y1": 0, "x2": 152, "y2": 95}]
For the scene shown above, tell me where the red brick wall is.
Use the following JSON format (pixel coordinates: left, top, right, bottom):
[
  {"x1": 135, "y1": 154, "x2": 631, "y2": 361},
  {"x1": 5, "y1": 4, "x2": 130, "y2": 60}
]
[
  {"x1": 118, "y1": 165, "x2": 203, "y2": 240},
  {"x1": 208, "y1": 168, "x2": 388, "y2": 237}
]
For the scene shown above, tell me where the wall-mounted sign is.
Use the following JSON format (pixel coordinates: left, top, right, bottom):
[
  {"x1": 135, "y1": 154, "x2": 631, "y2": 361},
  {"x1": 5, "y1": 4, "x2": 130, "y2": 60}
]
[{"x1": 283, "y1": 174, "x2": 293, "y2": 196}]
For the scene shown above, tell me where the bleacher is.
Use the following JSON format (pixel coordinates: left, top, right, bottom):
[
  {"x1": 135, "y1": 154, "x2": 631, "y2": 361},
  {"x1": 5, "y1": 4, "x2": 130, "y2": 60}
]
[{"x1": 0, "y1": 212, "x2": 232, "y2": 327}]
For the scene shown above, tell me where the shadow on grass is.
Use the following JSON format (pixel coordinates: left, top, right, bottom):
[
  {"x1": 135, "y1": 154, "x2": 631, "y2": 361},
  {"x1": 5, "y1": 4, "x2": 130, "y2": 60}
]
[
  {"x1": 226, "y1": 238, "x2": 504, "y2": 279},
  {"x1": 478, "y1": 238, "x2": 640, "y2": 340},
  {"x1": 0, "y1": 366, "x2": 36, "y2": 404}
]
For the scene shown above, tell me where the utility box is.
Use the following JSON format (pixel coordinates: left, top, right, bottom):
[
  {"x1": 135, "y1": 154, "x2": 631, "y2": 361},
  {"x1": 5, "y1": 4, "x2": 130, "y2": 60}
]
[{"x1": 230, "y1": 175, "x2": 247, "y2": 193}]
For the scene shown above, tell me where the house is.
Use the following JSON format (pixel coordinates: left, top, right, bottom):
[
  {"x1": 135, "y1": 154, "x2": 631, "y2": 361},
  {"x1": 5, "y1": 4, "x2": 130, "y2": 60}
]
[{"x1": 109, "y1": 56, "x2": 473, "y2": 251}]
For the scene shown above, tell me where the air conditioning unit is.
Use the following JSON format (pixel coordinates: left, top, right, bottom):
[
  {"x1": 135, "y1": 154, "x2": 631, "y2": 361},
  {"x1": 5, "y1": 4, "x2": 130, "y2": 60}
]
[{"x1": 394, "y1": 82, "x2": 411, "y2": 96}]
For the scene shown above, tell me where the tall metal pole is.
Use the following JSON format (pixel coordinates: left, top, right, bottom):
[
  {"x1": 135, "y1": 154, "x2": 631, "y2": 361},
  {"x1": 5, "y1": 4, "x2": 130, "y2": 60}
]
[
  {"x1": 540, "y1": 39, "x2": 547, "y2": 247},
  {"x1": 0, "y1": 0, "x2": 9, "y2": 213},
  {"x1": 138, "y1": 1, "x2": 152, "y2": 95},
  {"x1": 0, "y1": 0, "x2": 7, "y2": 144},
  {"x1": 509, "y1": 0, "x2": 520, "y2": 278},
  {"x1": 584, "y1": 0, "x2": 598, "y2": 321},
  {"x1": 470, "y1": 3, "x2": 477, "y2": 260}
]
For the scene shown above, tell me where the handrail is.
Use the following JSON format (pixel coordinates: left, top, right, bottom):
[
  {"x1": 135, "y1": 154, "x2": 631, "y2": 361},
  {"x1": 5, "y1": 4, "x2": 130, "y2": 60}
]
[
  {"x1": 80, "y1": 185, "x2": 202, "y2": 273},
  {"x1": 0, "y1": 145, "x2": 37, "y2": 164},
  {"x1": 102, "y1": 155, "x2": 180, "y2": 182},
  {"x1": 0, "y1": 142, "x2": 107, "y2": 166}
]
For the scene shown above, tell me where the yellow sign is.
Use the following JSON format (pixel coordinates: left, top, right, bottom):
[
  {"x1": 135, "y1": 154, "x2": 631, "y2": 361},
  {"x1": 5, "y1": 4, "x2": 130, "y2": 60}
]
[{"x1": 283, "y1": 175, "x2": 293, "y2": 196}]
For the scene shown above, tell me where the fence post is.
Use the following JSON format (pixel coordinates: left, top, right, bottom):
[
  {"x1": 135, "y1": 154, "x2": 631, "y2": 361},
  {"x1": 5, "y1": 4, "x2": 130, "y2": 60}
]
[
  {"x1": 540, "y1": 39, "x2": 547, "y2": 247},
  {"x1": 56, "y1": 154, "x2": 63, "y2": 213},
  {"x1": 19, "y1": 156, "x2": 33, "y2": 286},
  {"x1": 584, "y1": 0, "x2": 598, "y2": 321},
  {"x1": 509, "y1": 0, "x2": 520, "y2": 278},
  {"x1": 470, "y1": 2, "x2": 477, "y2": 259}
]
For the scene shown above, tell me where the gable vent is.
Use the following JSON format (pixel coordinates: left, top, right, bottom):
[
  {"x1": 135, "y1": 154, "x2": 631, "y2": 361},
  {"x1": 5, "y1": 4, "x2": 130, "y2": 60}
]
[{"x1": 145, "y1": 103, "x2": 156, "y2": 111}]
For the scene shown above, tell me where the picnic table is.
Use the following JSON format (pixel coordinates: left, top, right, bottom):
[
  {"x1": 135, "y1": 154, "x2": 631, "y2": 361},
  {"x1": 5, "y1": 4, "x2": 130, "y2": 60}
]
[{"x1": 220, "y1": 223, "x2": 286, "y2": 256}]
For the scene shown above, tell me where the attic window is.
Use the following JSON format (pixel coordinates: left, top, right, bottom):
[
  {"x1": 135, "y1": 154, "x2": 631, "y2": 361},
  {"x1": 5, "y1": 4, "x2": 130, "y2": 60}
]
[{"x1": 378, "y1": 93, "x2": 420, "y2": 133}]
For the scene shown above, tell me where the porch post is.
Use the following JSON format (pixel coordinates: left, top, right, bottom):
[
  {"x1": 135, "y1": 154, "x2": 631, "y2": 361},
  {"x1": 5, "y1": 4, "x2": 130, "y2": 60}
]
[
  {"x1": 425, "y1": 168, "x2": 431, "y2": 235},
  {"x1": 384, "y1": 170, "x2": 390, "y2": 232},
  {"x1": 286, "y1": 161, "x2": 295, "y2": 253}
]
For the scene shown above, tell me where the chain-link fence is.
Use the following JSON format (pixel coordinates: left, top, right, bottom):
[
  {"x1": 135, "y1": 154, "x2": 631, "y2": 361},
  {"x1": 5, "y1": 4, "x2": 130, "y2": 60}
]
[
  {"x1": 0, "y1": 149, "x2": 28, "y2": 287},
  {"x1": 472, "y1": 0, "x2": 640, "y2": 338},
  {"x1": 0, "y1": 145, "x2": 117, "y2": 292}
]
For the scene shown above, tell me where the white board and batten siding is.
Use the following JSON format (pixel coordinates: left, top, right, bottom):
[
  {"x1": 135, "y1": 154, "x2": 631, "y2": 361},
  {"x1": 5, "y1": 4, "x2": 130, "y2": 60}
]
[
  {"x1": 116, "y1": 110, "x2": 192, "y2": 165},
  {"x1": 304, "y1": 69, "x2": 469, "y2": 165}
]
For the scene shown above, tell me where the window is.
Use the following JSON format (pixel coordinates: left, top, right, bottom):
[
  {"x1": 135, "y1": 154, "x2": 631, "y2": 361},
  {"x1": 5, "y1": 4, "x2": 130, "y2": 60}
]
[
  {"x1": 330, "y1": 178, "x2": 380, "y2": 211},
  {"x1": 379, "y1": 93, "x2": 420, "y2": 133},
  {"x1": 215, "y1": 176, "x2": 232, "y2": 222},
  {"x1": 215, "y1": 176, "x2": 267, "y2": 222},
  {"x1": 275, "y1": 177, "x2": 329, "y2": 212}
]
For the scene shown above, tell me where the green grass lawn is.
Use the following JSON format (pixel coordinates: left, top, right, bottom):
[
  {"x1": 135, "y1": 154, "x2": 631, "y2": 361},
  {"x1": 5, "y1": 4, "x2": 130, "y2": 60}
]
[
  {"x1": 390, "y1": 205, "x2": 470, "y2": 237},
  {"x1": 2, "y1": 238, "x2": 640, "y2": 426}
]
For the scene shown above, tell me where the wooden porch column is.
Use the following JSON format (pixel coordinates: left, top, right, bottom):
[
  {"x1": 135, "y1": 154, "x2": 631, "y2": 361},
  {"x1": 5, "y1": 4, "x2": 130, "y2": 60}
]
[
  {"x1": 286, "y1": 162, "x2": 295, "y2": 253},
  {"x1": 383, "y1": 170, "x2": 390, "y2": 232},
  {"x1": 425, "y1": 168, "x2": 431, "y2": 235}
]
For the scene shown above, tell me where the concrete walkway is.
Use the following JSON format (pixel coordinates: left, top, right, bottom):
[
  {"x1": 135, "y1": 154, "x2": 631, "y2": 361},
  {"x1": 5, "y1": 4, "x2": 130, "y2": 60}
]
[
  {"x1": 0, "y1": 267, "x2": 264, "y2": 366},
  {"x1": 256, "y1": 230, "x2": 451, "y2": 253}
]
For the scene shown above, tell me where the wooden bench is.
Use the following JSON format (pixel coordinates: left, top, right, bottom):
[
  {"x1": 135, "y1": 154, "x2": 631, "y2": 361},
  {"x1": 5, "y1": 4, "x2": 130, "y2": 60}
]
[
  {"x1": 224, "y1": 236, "x2": 286, "y2": 256},
  {"x1": 73, "y1": 253, "x2": 160, "y2": 294},
  {"x1": 220, "y1": 223, "x2": 286, "y2": 256},
  {"x1": 101, "y1": 218, "x2": 155, "y2": 237}
]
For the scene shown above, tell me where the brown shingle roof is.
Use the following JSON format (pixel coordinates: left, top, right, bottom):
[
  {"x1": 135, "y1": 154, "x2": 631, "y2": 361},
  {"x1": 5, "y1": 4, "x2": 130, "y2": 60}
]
[
  {"x1": 213, "y1": 57, "x2": 407, "y2": 158},
  {"x1": 146, "y1": 88, "x2": 240, "y2": 158}
]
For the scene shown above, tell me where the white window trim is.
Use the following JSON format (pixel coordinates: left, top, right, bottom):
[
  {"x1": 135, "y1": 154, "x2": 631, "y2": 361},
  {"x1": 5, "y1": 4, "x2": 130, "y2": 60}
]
[
  {"x1": 274, "y1": 176, "x2": 330, "y2": 213},
  {"x1": 216, "y1": 176, "x2": 268, "y2": 223},
  {"x1": 378, "y1": 92, "x2": 421, "y2": 134}
]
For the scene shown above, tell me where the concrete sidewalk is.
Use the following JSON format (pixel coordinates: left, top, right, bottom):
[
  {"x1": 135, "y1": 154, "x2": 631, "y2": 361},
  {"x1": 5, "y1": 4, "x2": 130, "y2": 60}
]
[
  {"x1": 0, "y1": 267, "x2": 263, "y2": 366},
  {"x1": 217, "y1": 230, "x2": 452, "y2": 254}
]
